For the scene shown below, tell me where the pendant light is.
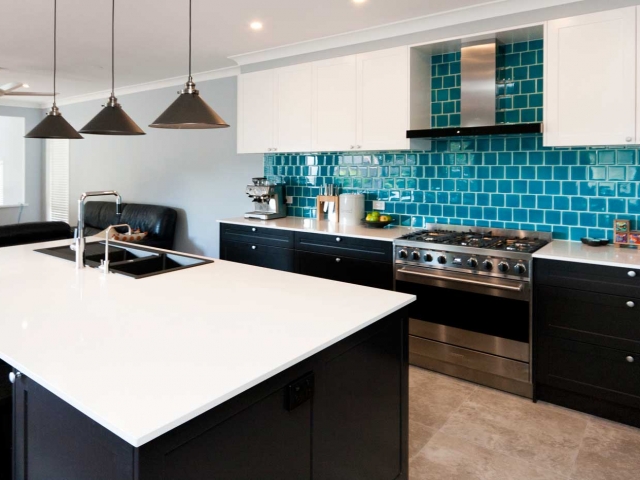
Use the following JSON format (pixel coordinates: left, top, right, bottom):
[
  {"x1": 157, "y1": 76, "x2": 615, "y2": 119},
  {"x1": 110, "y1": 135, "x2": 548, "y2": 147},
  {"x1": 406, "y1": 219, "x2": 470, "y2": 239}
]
[
  {"x1": 79, "y1": 0, "x2": 144, "y2": 135},
  {"x1": 149, "y1": 0, "x2": 229, "y2": 129},
  {"x1": 25, "y1": 0, "x2": 83, "y2": 139}
]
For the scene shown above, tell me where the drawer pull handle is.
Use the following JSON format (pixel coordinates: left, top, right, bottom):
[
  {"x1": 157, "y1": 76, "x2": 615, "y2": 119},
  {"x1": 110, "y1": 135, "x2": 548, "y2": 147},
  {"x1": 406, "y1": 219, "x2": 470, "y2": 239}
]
[
  {"x1": 336, "y1": 237, "x2": 341, "y2": 242},
  {"x1": 629, "y1": 271, "x2": 637, "y2": 278},
  {"x1": 252, "y1": 228, "x2": 257, "y2": 232},
  {"x1": 627, "y1": 356, "x2": 635, "y2": 363},
  {"x1": 251, "y1": 246, "x2": 257, "y2": 250},
  {"x1": 8, "y1": 372, "x2": 21, "y2": 384},
  {"x1": 627, "y1": 301, "x2": 635, "y2": 308},
  {"x1": 336, "y1": 258, "x2": 341, "y2": 263}
]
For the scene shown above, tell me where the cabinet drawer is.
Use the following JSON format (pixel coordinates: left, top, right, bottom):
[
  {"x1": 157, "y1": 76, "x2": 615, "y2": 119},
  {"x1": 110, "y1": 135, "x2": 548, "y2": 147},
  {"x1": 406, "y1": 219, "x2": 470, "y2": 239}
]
[
  {"x1": 535, "y1": 285, "x2": 640, "y2": 352},
  {"x1": 221, "y1": 241, "x2": 295, "y2": 272},
  {"x1": 295, "y1": 251, "x2": 393, "y2": 290},
  {"x1": 294, "y1": 232, "x2": 392, "y2": 262},
  {"x1": 536, "y1": 336, "x2": 640, "y2": 408},
  {"x1": 535, "y1": 259, "x2": 640, "y2": 298},
  {"x1": 221, "y1": 223, "x2": 294, "y2": 249}
]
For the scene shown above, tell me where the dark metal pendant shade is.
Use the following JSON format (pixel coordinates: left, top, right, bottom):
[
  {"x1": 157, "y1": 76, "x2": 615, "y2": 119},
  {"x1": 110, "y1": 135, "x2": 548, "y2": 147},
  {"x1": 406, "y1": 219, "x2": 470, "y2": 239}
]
[
  {"x1": 25, "y1": 107, "x2": 83, "y2": 139},
  {"x1": 149, "y1": 82, "x2": 229, "y2": 129},
  {"x1": 80, "y1": 96, "x2": 145, "y2": 135}
]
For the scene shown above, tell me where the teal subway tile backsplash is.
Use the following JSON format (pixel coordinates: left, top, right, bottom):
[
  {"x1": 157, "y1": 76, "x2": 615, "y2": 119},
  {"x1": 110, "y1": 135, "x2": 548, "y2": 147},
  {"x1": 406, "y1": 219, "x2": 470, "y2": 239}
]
[{"x1": 263, "y1": 38, "x2": 640, "y2": 242}]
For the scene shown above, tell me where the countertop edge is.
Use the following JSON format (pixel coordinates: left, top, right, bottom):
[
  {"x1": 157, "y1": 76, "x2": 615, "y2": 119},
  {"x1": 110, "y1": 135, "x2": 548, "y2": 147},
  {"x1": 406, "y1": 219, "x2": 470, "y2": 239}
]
[
  {"x1": 0, "y1": 294, "x2": 415, "y2": 448},
  {"x1": 532, "y1": 240, "x2": 640, "y2": 269}
]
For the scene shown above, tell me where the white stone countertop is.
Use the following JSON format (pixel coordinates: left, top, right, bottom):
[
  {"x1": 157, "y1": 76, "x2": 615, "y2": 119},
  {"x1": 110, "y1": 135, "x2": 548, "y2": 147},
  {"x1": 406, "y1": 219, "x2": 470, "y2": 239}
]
[
  {"x1": 218, "y1": 217, "x2": 417, "y2": 241},
  {"x1": 533, "y1": 240, "x2": 640, "y2": 269},
  {"x1": 0, "y1": 237, "x2": 414, "y2": 447}
]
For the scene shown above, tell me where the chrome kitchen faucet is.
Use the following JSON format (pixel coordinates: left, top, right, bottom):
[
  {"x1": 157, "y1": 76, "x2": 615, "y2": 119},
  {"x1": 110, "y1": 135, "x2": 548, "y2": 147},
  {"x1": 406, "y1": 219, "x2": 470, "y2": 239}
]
[{"x1": 75, "y1": 191, "x2": 122, "y2": 269}]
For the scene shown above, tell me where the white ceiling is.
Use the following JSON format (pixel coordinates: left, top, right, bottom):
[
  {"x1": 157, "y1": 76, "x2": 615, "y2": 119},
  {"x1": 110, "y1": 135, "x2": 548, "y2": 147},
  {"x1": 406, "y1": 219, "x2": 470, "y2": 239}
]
[{"x1": 0, "y1": 0, "x2": 579, "y2": 106}]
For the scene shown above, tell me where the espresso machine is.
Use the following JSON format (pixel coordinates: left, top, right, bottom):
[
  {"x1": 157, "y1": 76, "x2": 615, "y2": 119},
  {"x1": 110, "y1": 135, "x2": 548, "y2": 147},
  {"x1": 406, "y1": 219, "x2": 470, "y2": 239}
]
[{"x1": 244, "y1": 177, "x2": 287, "y2": 220}]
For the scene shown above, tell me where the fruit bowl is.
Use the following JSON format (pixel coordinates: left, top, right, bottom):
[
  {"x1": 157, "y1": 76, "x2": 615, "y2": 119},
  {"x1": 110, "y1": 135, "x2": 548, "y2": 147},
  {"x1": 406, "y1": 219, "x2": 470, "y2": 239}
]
[{"x1": 362, "y1": 217, "x2": 394, "y2": 229}]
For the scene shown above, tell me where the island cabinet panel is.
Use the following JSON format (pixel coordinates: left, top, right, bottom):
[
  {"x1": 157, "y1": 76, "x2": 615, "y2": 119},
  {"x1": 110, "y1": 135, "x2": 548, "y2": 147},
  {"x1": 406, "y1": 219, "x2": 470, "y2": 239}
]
[
  {"x1": 534, "y1": 259, "x2": 640, "y2": 428},
  {"x1": 12, "y1": 375, "x2": 134, "y2": 480},
  {"x1": 0, "y1": 360, "x2": 11, "y2": 480},
  {"x1": 11, "y1": 309, "x2": 409, "y2": 480}
]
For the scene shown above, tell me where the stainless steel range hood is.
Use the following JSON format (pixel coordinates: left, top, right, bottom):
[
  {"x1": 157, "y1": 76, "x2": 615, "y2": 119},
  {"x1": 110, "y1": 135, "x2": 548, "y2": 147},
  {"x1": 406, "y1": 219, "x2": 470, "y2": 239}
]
[{"x1": 407, "y1": 39, "x2": 542, "y2": 139}]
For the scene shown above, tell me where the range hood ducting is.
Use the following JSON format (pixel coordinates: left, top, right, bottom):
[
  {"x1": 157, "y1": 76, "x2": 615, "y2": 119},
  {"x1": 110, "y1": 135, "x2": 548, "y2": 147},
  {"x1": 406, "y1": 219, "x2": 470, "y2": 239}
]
[{"x1": 408, "y1": 39, "x2": 542, "y2": 139}]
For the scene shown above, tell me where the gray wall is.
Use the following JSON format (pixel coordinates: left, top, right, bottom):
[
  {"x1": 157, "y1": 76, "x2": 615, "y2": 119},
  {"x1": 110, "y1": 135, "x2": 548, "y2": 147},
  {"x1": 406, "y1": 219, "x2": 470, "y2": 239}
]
[
  {"x1": 61, "y1": 76, "x2": 262, "y2": 258},
  {"x1": 0, "y1": 105, "x2": 44, "y2": 225}
]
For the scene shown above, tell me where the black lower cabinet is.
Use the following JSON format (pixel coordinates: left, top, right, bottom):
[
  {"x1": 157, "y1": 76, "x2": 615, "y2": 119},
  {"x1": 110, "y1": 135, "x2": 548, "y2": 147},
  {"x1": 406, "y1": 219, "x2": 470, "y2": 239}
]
[
  {"x1": 220, "y1": 241, "x2": 295, "y2": 272},
  {"x1": 296, "y1": 251, "x2": 393, "y2": 290},
  {"x1": 0, "y1": 360, "x2": 11, "y2": 480},
  {"x1": 534, "y1": 259, "x2": 640, "y2": 428},
  {"x1": 11, "y1": 310, "x2": 409, "y2": 480}
]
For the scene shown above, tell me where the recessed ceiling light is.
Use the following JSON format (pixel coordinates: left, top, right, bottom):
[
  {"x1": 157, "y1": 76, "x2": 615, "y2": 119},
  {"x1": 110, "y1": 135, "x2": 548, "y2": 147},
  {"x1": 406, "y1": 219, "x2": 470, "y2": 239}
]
[
  {"x1": 22, "y1": 83, "x2": 29, "y2": 88},
  {"x1": 250, "y1": 21, "x2": 263, "y2": 31},
  {"x1": 353, "y1": 0, "x2": 367, "y2": 4}
]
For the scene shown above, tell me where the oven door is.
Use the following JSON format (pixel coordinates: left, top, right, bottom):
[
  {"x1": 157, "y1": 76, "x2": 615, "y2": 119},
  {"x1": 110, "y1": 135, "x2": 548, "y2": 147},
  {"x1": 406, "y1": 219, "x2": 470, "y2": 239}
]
[{"x1": 395, "y1": 265, "x2": 531, "y2": 362}]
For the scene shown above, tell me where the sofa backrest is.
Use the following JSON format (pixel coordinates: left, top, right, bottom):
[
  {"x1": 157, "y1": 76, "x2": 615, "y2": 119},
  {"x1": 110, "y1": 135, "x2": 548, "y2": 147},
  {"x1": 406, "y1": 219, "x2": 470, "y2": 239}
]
[
  {"x1": 0, "y1": 222, "x2": 71, "y2": 248},
  {"x1": 83, "y1": 201, "x2": 178, "y2": 250}
]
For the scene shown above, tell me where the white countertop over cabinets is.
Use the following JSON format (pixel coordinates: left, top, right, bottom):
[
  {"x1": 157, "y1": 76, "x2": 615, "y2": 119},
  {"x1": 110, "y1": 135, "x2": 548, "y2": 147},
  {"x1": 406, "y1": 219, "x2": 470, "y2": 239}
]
[
  {"x1": 534, "y1": 240, "x2": 640, "y2": 269},
  {"x1": 0, "y1": 237, "x2": 414, "y2": 447}
]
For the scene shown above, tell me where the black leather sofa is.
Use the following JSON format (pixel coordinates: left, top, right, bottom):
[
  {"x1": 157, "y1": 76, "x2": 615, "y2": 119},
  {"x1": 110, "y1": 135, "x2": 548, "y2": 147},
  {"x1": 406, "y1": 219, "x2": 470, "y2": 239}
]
[
  {"x1": 83, "y1": 201, "x2": 177, "y2": 250},
  {"x1": 0, "y1": 221, "x2": 72, "y2": 247}
]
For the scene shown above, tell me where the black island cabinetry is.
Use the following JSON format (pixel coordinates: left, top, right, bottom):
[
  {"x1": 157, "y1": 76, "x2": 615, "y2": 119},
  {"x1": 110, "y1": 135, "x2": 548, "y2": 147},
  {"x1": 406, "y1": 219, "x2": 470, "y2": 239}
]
[
  {"x1": 220, "y1": 224, "x2": 394, "y2": 290},
  {"x1": 9, "y1": 309, "x2": 409, "y2": 480},
  {"x1": 533, "y1": 259, "x2": 640, "y2": 428}
]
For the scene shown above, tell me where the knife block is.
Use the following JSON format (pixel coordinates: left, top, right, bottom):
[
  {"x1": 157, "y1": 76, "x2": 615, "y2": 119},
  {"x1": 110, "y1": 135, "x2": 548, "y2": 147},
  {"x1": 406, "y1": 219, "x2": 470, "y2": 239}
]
[{"x1": 316, "y1": 196, "x2": 339, "y2": 223}]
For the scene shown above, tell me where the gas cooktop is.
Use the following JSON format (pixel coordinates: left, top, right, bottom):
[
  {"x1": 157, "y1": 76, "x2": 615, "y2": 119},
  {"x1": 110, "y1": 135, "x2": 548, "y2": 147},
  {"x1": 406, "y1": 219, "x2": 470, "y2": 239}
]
[{"x1": 398, "y1": 229, "x2": 549, "y2": 254}]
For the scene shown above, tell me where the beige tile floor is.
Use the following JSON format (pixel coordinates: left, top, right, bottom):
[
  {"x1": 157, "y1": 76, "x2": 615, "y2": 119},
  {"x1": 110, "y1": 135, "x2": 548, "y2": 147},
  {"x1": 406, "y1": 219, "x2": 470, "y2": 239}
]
[{"x1": 409, "y1": 366, "x2": 640, "y2": 480}]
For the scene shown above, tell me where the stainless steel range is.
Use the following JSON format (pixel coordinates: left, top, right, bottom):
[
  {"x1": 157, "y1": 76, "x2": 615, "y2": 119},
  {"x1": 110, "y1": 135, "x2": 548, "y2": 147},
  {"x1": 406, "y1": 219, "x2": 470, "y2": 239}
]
[{"x1": 393, "y1": 224, "x2": 552, "y2": 398}]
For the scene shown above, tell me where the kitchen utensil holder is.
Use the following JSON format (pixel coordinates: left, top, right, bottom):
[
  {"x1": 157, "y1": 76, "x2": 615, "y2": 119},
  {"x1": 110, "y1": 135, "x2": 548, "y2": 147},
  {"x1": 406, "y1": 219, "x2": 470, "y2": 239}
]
[{"x1": 316, "y1": 196, "x2": 339, "y2": 223}]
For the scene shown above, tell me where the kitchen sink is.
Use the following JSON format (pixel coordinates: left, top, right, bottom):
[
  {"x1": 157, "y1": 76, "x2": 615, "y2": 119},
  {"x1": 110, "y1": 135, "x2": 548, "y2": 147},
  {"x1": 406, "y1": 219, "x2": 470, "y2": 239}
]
[{"x1": 35, "y1": 241, "x2": 212, "y2": 279}]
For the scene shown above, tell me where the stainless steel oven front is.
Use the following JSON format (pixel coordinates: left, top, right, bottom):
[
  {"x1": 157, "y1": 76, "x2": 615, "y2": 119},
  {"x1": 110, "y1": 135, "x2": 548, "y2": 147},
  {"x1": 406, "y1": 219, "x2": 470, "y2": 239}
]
[{"x1": 395, "y1": 264, "x2": 533, "y2": 398}]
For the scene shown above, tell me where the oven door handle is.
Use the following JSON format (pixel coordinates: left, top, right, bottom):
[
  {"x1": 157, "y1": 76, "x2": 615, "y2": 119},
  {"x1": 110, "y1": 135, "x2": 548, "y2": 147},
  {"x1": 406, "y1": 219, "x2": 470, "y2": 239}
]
[{"x1": 397, "y1": 268, "x2": 525, "y2": 293}]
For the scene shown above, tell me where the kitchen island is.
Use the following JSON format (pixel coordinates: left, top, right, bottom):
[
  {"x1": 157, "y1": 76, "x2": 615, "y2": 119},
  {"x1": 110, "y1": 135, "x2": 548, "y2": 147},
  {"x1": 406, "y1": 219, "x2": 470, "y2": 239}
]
[{"x1": 0, "y1": 238, "x2": 414, "y2": 480}]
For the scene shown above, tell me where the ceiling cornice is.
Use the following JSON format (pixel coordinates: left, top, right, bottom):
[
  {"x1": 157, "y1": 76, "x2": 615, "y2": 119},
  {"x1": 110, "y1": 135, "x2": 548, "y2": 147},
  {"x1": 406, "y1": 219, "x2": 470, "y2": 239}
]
[
  {"x1": 229, "y1": 0, "x2": 583, "y2": 66},
  {"x1": 0, "y1": 98, "x2": 46, "y2": 109},
  {"x1": 55, "y1": 66, "x2": 241, "y2": 107}
]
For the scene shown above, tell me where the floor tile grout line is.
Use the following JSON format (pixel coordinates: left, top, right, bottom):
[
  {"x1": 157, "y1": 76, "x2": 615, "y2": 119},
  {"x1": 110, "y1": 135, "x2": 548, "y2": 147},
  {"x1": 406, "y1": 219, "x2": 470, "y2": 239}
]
[{"x1": 566, "y1": 418, "x2": 591, "y2": 480}]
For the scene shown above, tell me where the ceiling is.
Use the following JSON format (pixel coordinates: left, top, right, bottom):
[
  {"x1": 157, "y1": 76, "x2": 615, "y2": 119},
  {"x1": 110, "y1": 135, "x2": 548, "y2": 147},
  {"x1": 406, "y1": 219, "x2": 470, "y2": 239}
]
[{"x1": 0, "y1": 0, "x2": 573, "y2": 106}]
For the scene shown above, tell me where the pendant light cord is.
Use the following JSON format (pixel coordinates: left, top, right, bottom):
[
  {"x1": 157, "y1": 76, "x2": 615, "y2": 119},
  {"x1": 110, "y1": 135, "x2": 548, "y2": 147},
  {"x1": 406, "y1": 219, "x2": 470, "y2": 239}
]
[
  {"x1": 53, "y1": 0, "x2": 57, "y2": 107},
  {"x1": 111, "y1": 0, "x2": 115, "y2": 96},
  {"x1": 188, "y1": 0, "x2": 192, "y2": 81}
]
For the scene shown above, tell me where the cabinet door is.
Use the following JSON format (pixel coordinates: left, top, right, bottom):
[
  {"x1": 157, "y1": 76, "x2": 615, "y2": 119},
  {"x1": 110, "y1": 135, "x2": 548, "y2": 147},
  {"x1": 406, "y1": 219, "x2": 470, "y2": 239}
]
[
  {"x1": 296, "y1": 251, "x2": 393, "y2": 290},
  {"x1": 544, "y1": 7, "x2": 637, "y2": 146},
  {"x1": 237, "y1": 70, "x2": 275, "y2": 154},
  {"x1": 275, "y1": 63, "x2": 313, "y2": 153},
  {"x1": 0, "y1": 361, "x2": 11, "y2": 480},
  {"x1": 312, "y1": 56, "x2": 358, "y2": 152},
  {"x1": 221, "y1": 241, "x2": 295, "y2": 272},
  {"x1": 357, "y1": 47, "x2": 410, "y2": 151}
]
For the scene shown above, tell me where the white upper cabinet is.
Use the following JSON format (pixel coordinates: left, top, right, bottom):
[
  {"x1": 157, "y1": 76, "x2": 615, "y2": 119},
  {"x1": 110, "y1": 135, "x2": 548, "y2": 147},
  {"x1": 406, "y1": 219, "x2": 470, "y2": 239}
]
[
  {"x1": 312, "y1": 55, "x2": 358, "y2": 152},
  {"x1": 357, "y1": 47, "x2": 410, "y2": 151},
  {"x1": 237, "y1": 70, "x2": 275, "y2": 154},
  {"x1": 544, "y1": 7, "x2": 637, "y2": 147},
  {"x1": 274, "y1": 63, "x2": 313, "y2": 153}
]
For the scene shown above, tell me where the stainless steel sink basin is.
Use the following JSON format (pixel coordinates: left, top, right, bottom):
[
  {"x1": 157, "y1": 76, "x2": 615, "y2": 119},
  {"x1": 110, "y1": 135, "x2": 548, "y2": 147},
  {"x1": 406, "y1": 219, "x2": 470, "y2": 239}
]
[{"x1": 35, "y1": 241, "x2": 212, "y2": 279}]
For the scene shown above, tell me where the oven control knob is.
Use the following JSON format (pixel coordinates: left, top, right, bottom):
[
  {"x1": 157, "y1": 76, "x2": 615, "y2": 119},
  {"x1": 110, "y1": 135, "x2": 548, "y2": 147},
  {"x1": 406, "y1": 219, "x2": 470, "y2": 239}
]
[
  {"x1": 437, "y1": 255, "x2": 447, "y2": 265},
  {"x1": 398, "y1": 249, "x2": 408, "y2": 259},
  {"x1": 513, "y1": 263, "x2": 526, "y2": 274},
  {"x1": 411, "y1": 251, "x2": 421, "y2": 261},
  {"x1": 467, "y1": 258, "x2": 478, "y2": 268},
  {"x1": 424, "y1": 253, "x2": 433, "y2": 262},
  {"x1": 498, "y1": 262, "x2": 510, "y2": 273},
  {"x1": 483, "y1": 260, "x2": 494, "y2": 271}
]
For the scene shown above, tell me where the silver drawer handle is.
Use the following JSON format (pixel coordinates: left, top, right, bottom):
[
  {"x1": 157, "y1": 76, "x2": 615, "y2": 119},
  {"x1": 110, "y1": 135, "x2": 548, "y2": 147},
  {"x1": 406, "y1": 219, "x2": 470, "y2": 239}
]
[
  {"x1": 336, "y1": 237, "x2": 341, "y2": 242},
  {"x1": 336, "y1": 258, "x2": 341, "y2": 263},
  {"x1": 627, "y1": 301, "x2": 635, "y2": 308},
  {"x1": 627, "y1": 356, "x2": 635, "y2": 363},
  {"x1": 629, "y1": 271, "x2": 637, "y2": 278},
  {"x1": 397, "y1": 268, "x2": 524, "y2": 292},
  {"x1": 251, "y1": 246, "x2": 257, "y2": 250},
  {"x1": 252, "y1": 227, "x2": 256, "y2": 232},
  {"x1": 8, "y1": 371, "x2": 21, "y2": 384}
]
